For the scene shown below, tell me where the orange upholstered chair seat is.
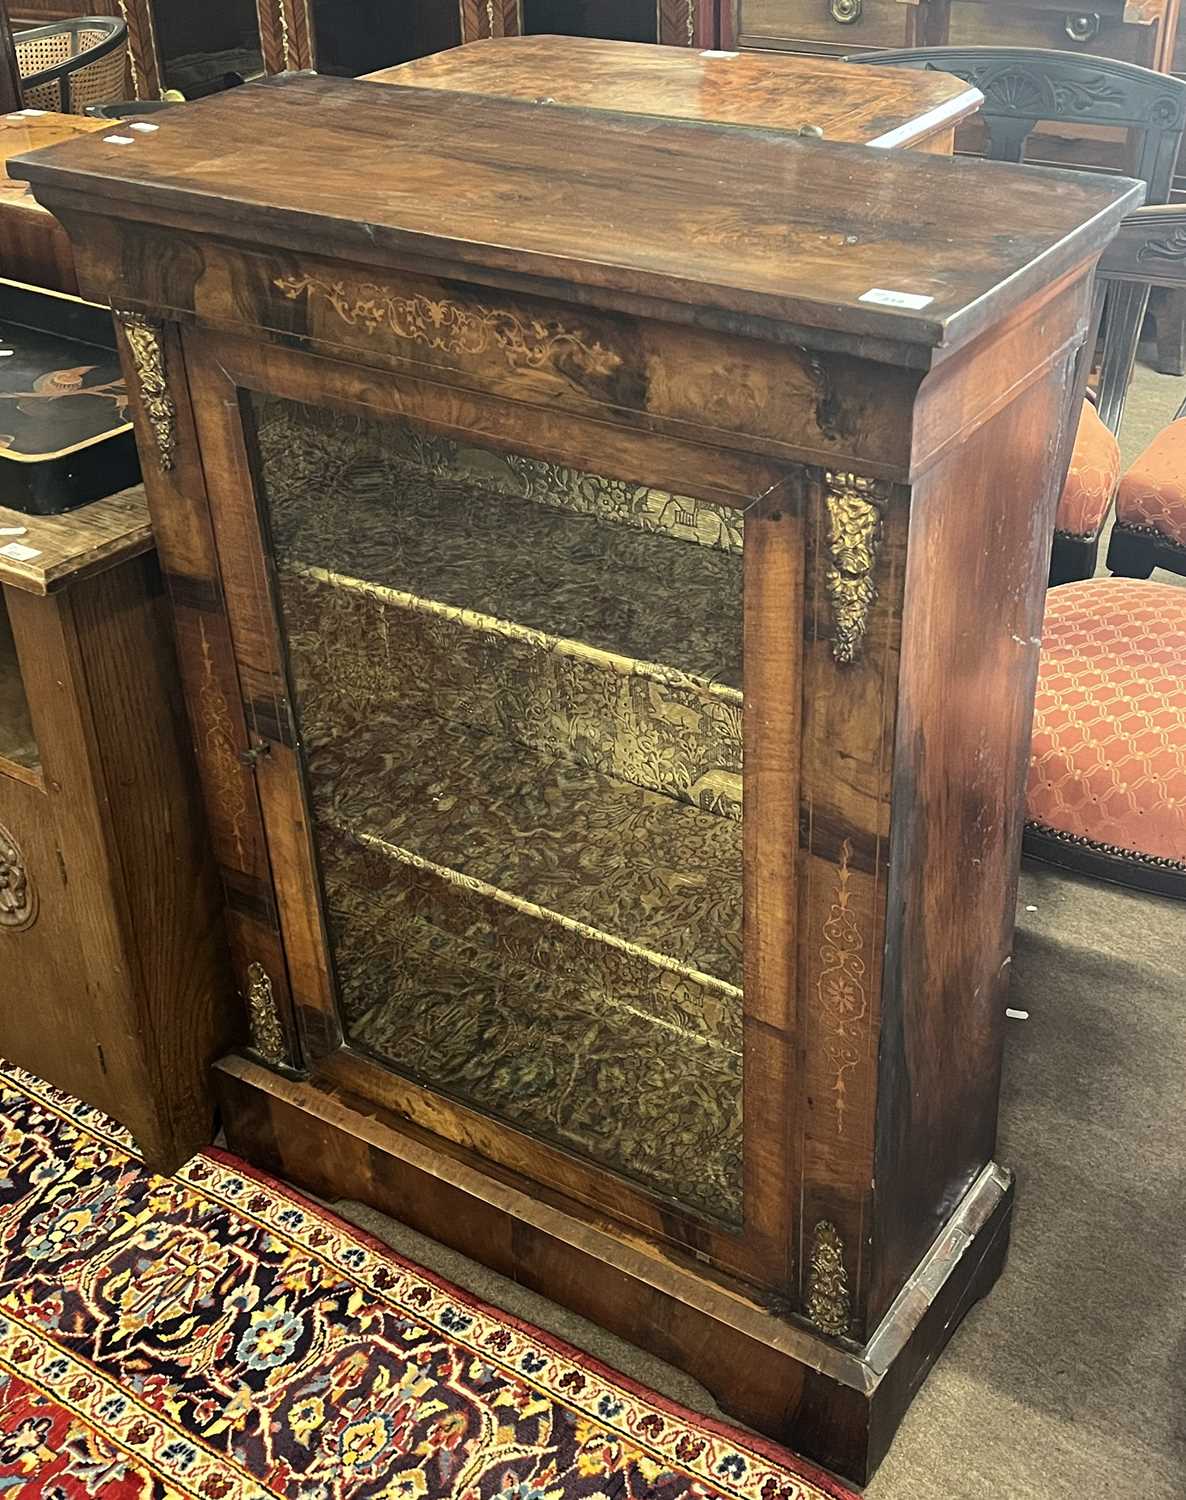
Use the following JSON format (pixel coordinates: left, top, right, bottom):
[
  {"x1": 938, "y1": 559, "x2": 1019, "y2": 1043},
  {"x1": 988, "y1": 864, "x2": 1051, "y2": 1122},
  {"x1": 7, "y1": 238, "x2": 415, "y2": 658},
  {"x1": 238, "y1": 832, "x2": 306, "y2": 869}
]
[
  {"x1": 1026, "y1": 579, "x2": 1186, "y2": 893},
  {"x1": 1114, "y1": 416, "x2": 1186, "y2": 547},
  {"x1": 1056, "y1": 399, "x2": 1122, "y2": 540}
]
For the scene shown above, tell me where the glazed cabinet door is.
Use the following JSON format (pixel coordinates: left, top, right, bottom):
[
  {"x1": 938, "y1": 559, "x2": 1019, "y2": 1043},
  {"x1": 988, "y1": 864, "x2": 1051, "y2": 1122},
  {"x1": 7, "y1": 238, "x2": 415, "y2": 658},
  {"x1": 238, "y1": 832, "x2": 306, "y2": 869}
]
[{"x1": 174, "y1": 319, "x2": 806, "y2": 1297}]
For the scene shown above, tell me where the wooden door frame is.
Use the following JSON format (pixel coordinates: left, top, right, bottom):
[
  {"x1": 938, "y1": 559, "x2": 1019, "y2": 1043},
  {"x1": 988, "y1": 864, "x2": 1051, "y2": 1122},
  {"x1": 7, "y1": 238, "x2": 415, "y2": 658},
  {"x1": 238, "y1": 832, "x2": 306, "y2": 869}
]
[{"x1": 177, "y1": 319, "x2": 806, "y2": 1298}]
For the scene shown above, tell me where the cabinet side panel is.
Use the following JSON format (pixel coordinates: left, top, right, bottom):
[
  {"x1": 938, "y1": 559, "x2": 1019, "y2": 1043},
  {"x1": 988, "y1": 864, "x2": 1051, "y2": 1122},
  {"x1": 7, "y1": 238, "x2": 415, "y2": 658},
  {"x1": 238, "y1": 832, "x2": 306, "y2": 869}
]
[
  {"x1": 871, "y1": 346, "x2": 1075, "y2": 1324},
  {"x1": 71, "y1": 555, "x2": 235, "y2": 1168},
  {"x1": 0, "y1": 590, "x2": 159, "y2": 1145}
]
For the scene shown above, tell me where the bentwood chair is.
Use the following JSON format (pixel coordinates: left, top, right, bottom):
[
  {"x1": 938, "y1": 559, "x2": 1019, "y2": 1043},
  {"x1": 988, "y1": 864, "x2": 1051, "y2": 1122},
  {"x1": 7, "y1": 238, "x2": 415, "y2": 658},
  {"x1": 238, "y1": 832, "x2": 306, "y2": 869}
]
[
  {"x1": 14, "y1": 17, "x2": 127, "y2": 115},
  {"x1": 1101, "y1": 205, "x2": 1186, "y2": 583},
  {"x1": 848, "y1": 48, "x2": 1186, "y2": 582}
]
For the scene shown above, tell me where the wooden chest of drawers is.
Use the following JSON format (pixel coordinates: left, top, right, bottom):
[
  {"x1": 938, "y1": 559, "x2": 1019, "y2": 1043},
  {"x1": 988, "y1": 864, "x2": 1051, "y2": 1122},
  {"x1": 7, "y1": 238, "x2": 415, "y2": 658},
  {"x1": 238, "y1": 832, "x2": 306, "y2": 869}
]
[
  {"x1": 12, "y1": 65, "x2": 1139, "y2": 1483},
  {"x1": 722, "y1": 0, "x2": 1179, "y2": 68}
]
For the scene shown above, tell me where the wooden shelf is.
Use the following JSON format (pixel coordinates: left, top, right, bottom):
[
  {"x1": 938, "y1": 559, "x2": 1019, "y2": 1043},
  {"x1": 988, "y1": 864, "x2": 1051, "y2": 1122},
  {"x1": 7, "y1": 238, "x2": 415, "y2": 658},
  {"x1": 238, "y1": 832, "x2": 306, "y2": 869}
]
[
  {"x1": 308, "y1": 712, "x2": 743, "y2": 989},
  {"x1": 266, "y1": 417, "x2": 743, "y2": 692},
  {"x1": 337, "y1": 851, "x2": 743, "y2": 1224}
]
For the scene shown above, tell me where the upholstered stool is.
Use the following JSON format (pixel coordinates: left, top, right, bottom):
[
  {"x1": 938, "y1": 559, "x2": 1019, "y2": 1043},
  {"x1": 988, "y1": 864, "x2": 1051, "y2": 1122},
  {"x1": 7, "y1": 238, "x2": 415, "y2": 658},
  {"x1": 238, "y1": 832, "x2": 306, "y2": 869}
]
[
  {"x1": 1108, "y1": 416, "x2": 1186, "y2": 581},
  {"x1": 1051, "y1": 400, "x2": 1122, "y2": 584},
  {"x1": 1024, "y1": 579, "x2": 1186, "y2": 896}
]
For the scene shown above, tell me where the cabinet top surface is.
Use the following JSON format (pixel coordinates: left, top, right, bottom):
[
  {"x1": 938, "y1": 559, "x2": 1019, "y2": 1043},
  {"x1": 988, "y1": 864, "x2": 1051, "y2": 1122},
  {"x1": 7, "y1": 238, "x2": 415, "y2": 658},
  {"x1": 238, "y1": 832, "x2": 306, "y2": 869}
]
[
  {"x1": 364, "y1": 37, "x2": 984, "y2": 147},
  {"x1": 0, "y1": 110, "x2": 107, "y2": 218},
  {"x1": 0, "y1": 485, "x2": 150, "y2": 595},
  {"x1": 11, "y1": 72, "x2": 1142, "y2": 351}
]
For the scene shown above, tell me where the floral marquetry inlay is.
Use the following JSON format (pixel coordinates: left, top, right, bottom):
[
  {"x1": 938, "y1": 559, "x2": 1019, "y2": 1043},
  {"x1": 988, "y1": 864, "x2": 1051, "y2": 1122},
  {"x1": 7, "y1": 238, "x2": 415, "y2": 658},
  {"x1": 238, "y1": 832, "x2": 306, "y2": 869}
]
[
  {"x1": 817, "y1": 839, "x2": 868, "y2": 1137},
  {"x1": 274, "y1": 275, "x2": 622, "y2": 377}
]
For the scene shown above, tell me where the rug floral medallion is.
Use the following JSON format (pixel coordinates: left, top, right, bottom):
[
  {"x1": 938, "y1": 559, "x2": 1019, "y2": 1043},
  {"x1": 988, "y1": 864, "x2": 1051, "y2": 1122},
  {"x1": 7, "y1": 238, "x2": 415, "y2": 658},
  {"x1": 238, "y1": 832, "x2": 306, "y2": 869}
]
[{"x1": 0, "y1": 1064, "x2": 854, "y2": 1500}]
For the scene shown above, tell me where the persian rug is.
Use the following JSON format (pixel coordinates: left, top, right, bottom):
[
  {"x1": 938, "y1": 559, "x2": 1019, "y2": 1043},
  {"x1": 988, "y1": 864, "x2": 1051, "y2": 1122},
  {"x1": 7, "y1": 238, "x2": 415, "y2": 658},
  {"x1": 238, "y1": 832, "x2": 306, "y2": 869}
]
[{"x1": 0, "y1": 1063, "x2": 856, "y2": 1500}]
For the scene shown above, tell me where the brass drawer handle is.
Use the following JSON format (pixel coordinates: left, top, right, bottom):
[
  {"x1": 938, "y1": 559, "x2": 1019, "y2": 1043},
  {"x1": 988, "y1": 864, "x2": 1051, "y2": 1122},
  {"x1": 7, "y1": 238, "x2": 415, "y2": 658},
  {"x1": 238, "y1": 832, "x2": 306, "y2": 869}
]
[
  {"x1": 830, "y1": 0, "x2": 862, "y2": 22},
  {"x1": 1064, "y1": 12, "x2": 1101, "y2": 41}
]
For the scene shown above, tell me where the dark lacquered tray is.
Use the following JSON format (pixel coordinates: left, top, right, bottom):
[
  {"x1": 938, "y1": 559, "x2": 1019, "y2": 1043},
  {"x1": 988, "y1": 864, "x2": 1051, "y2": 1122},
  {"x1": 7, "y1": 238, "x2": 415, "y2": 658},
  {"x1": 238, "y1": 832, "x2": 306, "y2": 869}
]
[{"x1": 0, "y1": 279, "x2": 140, "y2": 515}]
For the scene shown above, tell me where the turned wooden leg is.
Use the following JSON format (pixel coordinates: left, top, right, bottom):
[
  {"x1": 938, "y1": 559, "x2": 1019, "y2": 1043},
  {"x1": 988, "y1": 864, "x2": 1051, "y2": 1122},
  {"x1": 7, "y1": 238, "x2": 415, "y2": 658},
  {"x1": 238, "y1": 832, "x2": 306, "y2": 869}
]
[
  {"x1": 1049, "y1": 534, "x2": 1100, "y2": 586},
  {"x1": 1107, "y1": 525, "x2": 1157, "y2": 579},
  {"x1": 1153, "y1": 288, "x2": 1186, "y2": 378}
]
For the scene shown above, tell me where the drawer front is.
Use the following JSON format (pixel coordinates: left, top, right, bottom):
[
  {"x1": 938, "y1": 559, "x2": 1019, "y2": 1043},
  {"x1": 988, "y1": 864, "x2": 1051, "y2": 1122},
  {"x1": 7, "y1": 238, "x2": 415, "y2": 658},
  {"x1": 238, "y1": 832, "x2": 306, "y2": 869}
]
[
  {"x1": 947, "y1": 2, "x2": 1155, "y2": 63},
  {"x1": 733, "y1": 0, "x2": 921, "y2": 52}
]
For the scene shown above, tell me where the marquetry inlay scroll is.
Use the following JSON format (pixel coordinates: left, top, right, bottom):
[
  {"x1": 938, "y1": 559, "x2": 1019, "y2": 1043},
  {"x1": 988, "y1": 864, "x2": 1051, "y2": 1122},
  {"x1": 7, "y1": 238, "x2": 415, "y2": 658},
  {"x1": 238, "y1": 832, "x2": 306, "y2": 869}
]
[
  {"x1": 117, "y1": 312, "x2": 177, "y2": 471},
  {"x1": 817, "y1": 839, "x2": 868, "y2": 1137},
  {"x1": 273, "y1": 275, "x2": 621, "y2": 376},
  {"x1": 804, "y1": 1220, "x2": 852, "y2": 1336},
  {"x1": 0, "y1": 823, "x2": 36, "y2": 932},
  {"x1": 246, "y1": 961, "x2": 287, "y2": 1065},
  {"x1": 823, "y1": 471, "x2": 888, "y2": 664}
]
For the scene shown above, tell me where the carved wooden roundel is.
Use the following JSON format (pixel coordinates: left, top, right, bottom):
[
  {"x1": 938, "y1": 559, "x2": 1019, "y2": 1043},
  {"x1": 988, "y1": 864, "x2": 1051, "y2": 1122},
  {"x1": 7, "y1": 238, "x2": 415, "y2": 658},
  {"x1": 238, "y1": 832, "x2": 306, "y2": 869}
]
[{"x1": 0, "y1": 822, "x2": 37, "y2": 931}]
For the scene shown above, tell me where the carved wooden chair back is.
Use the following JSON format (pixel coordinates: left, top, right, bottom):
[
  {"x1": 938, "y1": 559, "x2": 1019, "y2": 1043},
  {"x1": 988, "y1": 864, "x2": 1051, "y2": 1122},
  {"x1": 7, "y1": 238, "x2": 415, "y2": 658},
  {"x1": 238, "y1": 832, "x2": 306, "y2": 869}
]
[{"x1": 847, "y1": 47, "x2": 1186, "y2": 435}]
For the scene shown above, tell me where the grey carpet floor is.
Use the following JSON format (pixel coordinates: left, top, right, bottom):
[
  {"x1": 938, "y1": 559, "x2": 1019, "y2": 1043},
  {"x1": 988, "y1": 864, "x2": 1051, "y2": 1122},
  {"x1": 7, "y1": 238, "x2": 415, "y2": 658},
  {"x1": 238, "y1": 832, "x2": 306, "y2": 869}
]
[{"x1": 330, "y1": 369, "x2": 1186, "y2": 1497}]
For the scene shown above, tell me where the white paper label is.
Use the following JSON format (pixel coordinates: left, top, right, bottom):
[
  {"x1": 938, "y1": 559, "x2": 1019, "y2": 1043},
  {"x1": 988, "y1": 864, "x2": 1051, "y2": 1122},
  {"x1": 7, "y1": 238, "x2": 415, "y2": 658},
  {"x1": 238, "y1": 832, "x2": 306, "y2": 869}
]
[
  {"x1": 129, "y1": 121, "x2": 159, "y2": 133},
  {"x1": 0, "y1": 542, "x2": 41, "y2": 562},
  {"x1": 700, "y1": 50, "x2": 739, "y2": 57},
  {"x1": 103, "y1": 134, "x2": 135, "y2": 145},
  {"x1": 859, "y1": 287, "x2": 934, "y2": 310}
]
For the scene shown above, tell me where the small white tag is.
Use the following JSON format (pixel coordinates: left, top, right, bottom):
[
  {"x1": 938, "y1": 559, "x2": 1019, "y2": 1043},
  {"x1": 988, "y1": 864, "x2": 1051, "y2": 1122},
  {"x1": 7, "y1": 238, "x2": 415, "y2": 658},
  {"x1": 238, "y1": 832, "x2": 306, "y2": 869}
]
[
  {"x1": 129, "y1": 121, "x2": 159, "y2": 133},
  {"x1": 103, "y1": 133, "x2": 135, "y2": 145},
  {"x1": 859, "y1": 287, "x2": 934, "y2": 310},
  {"x1": 700, "y1": 49, "x2": 739, "y2": 57},
  {"x1": 863, "y1": 286, "x2": 935, "y2": 310},
  {"x1": 0, "y1": 527, "x2": 27, "y2": 537},
  {"x1": 0, "y1": 542, "x2": 41, "y2": 562},
  {"x1": 1005, "y1": 1008, "x2": 1029, "y2": 1021}
]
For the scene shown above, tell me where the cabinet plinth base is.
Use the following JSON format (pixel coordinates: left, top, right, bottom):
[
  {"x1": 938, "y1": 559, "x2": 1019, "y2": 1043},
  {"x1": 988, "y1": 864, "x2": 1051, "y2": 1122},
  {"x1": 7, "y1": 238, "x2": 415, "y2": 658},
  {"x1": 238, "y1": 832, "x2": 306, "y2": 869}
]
[{"x1": 215, "y1": 1054, "x2": 1013, "y2": 1485}]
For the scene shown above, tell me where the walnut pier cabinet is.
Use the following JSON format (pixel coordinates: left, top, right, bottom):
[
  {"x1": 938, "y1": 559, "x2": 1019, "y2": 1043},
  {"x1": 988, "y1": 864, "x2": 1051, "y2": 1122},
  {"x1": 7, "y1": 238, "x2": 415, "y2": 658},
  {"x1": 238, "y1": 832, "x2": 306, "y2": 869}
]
[{"x1": 12, "y1": 71, "x2": 1140, "y2": 1482}]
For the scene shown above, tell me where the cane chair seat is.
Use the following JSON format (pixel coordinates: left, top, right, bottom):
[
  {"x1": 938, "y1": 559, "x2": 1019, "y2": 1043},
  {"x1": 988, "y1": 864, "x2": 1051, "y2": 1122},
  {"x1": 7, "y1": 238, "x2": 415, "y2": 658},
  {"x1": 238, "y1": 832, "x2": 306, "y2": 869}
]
[{"x1": 1025, "y1": 578, "x2": 1186, "y2": 896}]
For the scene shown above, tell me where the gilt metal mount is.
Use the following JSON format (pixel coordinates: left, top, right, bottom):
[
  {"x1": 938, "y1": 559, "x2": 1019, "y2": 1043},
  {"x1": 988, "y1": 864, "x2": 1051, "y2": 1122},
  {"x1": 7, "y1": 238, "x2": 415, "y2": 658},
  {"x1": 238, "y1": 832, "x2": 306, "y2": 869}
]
[{"x1": 823, "y1": 471, "x2": 889, "y2": 665}]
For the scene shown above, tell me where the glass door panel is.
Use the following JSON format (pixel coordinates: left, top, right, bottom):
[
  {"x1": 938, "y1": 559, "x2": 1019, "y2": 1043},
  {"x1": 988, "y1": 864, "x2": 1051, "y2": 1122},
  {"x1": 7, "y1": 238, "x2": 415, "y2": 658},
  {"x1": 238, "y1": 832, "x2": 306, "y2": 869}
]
[
  {"x1": 155, "y1": 0, "x2": 265, "y2": 97},
  {"x1": 0, "y1": 594, "x2": 37, "y2": 775},
  {"x1": 309, "y1": 1, "x2": 462, "y2": 76},
  {"x1": 250, "y1": 395, "x2": 744, "y2": 1224},
  {"x1": 521, "y1": 0, "x2": 658, "y2": 42}
]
